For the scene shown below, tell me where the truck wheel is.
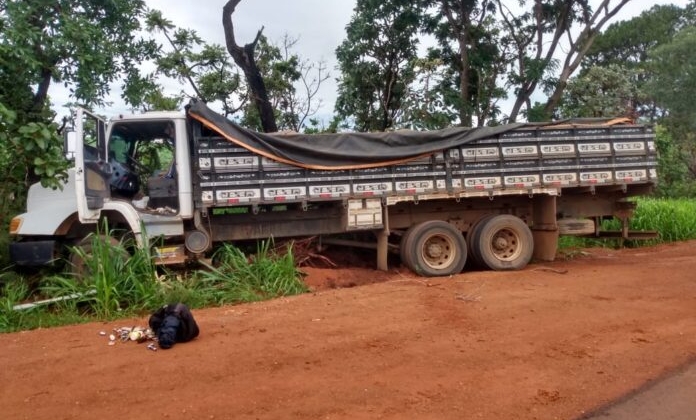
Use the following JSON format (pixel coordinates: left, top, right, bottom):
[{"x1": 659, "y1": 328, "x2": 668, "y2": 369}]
[
  {"x1": 402, "y1": 221, "x2": 467, "y2": 277},
  {"x1": 467, "y1": 215, "x2": 496, "y2": 268},
  {"x1": 399, "y1": 226, "x2": 417, "y2": 269},
  {"x1": 69, "y1": 235, "x2": 123, "y2": 280},
  {"x1": 472, "y1": 215, "x2": 533, "y2": 271}
]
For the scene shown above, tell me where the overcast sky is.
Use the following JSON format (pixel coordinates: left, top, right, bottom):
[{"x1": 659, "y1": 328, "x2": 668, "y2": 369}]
[{"x1": 51, "y1": 0, "x2": 690, "y2": 120}]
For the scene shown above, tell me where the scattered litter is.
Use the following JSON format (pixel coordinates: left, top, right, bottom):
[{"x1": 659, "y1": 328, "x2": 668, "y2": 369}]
[
  {"x1": 132, "y1": 196, "x2": 149, "y2": 209},
  {"x1": 99, "y1": 303, "x2": 200, "y2": 351},
  {"x1": 101, "y1": 326, "x2": 157, "y2": 350},
  {"x1": 155, "y1": 206, "x2": 176, "y2": 215}
]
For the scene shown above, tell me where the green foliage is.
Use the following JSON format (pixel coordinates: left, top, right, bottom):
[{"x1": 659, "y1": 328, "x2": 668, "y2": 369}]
[
  {"x1": 0, "y1": 102, "x2": 69, "y2": 247},
  {"x1": 645, "y1": 27, "x2": 696, "y2": 188},
  {"x1": 626, "y1": 198, "x2": 696, "y2": 242},
  {"x1": 42, "y1": 229, "x2": 160, "y2": 318},
  {"x1": 421, "y1": 0, "x2": 507, "y2": 127},
  {"x1": 585, "y1": 4, "x2": 688, "y2": 68},
  {"x1": 197, "y1": 241, "x2": 307, "y2": 304},
  {"x1": 584, "y1": 4, "x2": 691, "y2": 122},
  {"x1": 559, "y1": 198, "x2": 696, "y2": 250},
  {"x1": 398, "y1": 58, "x2": 459, "y2": 130},
  {"x1": 559, "y1": 65, "x2": 643, "y2": 119},
  {"x1": 2, "y1": 232, "x2": 307, "y2": 331},
  {"x1": 494, "y1": 0, "x2": 628, "y2": 122},
  {"x1": 652, "y1": 126, "x2": 696, "y2": 198},
  {"x1": 121, "y1": 72, "x2": 183, "y2": 112},
  {"x1": 0, "y1": 0, "x2": 157, "y2": 112},
  {"x1": 335, "y1": 0, "x2": 423, "y2": 131},
  {"x1": 0, "y1": 275, "x2": 31, "y2": 332},
  {"x1": 239, "y1": 35, "x2": 306, "y2": 132},
  {"x1": 145, "y1": 9, "x2": 239, "y2": 114},
  {"x1": 0, "y1": 0, "x2": 159, "y2": 259},
  {"x1": 646, "y1": 27, "x2": 696, "y2": 130},
  {"x1": 0, "y1": 271, "x2": 88, "y2": 333}
]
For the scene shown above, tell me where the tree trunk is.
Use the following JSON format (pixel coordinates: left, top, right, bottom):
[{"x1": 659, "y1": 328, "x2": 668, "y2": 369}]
[
  {"x1": 543, "y1": 0, "x2": 630, "y2": 116},
  {"x1": 458, "y1": 36, "x2": 472, "y2": 127},
  {"x1": 222, "y1": 0, "x2": 277, "y2": 132}
]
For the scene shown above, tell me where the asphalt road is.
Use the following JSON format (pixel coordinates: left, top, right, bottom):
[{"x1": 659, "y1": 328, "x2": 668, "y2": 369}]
[{"x1": 582, "y1": 360, "x2": 696, "y2": 420}]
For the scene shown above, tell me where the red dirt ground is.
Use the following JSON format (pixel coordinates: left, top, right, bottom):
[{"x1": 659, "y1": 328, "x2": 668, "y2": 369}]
[{"x1": 2, "y1": 241, "x2": 696, "y2": 420}]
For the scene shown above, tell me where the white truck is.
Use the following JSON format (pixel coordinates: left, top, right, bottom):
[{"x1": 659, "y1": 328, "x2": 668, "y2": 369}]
[{"x1": 8, "y1": 101, "x2": 657, "y2": 276}]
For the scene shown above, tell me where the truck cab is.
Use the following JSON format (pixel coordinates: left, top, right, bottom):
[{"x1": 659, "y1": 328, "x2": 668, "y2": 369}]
[{"x1": 9, "y1": 109, "x2": 195, "y2": 266}]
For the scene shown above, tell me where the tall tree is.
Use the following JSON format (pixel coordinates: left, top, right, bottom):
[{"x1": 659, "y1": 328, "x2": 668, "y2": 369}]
[
  {"x1": 239, "y1": 35, "x2": 329, "y2": 132},
  {"x1": 145, "y1": 10, "x2": 242, "y2": 115},
  {"x1": 424, "y1": 0, "x2": 507, "y2": 127},
  {"x1": 0, "y1": 0, "x2": 157, "y2": 232},
  {"x1": 0, "y1": 0, "x2": 156, "y2": 119},
  {"x1": 646, "y1": 26, "x2": 696, "y2": 181},
  {"x1": 222, "y1": 0, "x2": 277, "y2": 132},
  {"x1": 0, "y1": 0, "x2": 157, "y2": 194},
  {"x1": 397, "y1": 58, "x2": 459, "y2": 130},
  {"x1": 497, "y1": 0, "x2": 630, "y2": 122},
  {"x1": 582, "y1": 4, "x2": 690, "y2": 121},
  {"x1": 335, "y1": 0, "x2": 422, "y2": 131}
]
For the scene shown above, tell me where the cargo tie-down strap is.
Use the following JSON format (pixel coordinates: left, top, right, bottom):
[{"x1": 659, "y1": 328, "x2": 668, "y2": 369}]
[{"x1": 186, "y1": 99, "x2": 633, "y2": 170}]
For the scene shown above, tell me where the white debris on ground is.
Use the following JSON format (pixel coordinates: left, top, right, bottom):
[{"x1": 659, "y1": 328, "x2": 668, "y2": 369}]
[{"x1": 99, "y1": 326, "x2": 158, "y2": 351}]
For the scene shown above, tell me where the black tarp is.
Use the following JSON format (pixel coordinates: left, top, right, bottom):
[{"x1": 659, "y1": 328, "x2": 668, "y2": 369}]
[{"x1": 186, "y1": 99, "x2": 630, "y2": 170}]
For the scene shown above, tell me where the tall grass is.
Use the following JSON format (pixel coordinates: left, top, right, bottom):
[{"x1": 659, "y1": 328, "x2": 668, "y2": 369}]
[
  {"x1": 618, "y1": 198, "x2": 696, "y2": 242},
  {"x1": 559, "y1": 197, "x2": 696, "y2": 249},
  {"x1": 197, "y1": 240, "x2": 307, "y2": 305},
  {"x1": 0, "y1": 274, "x2": 31, "y2": 331},
  {"x1": 40, "y1": 221, "x2": 163, "y2": 318},
  {"x1": 2, "y1": 232, "x2": 307, "y2": 331}
]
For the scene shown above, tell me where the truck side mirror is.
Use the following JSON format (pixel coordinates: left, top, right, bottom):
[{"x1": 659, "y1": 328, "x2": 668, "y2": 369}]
[{"x1": 64, "y1": 129, "x2": 77, "y2": 160}]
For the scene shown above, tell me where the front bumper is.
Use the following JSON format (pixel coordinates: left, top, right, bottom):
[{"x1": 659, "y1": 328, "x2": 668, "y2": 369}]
[{"x1": 9, "y1": 240, "x2": 58, "y2": 266}]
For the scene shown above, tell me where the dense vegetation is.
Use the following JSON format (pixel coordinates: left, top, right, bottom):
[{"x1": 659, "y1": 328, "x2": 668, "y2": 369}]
[{"x1": 1, "y1": 228, "x2": 307, "y2": 332}]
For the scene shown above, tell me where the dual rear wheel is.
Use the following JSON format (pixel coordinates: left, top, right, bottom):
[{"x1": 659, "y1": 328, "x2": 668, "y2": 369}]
[{"x1": 400, "y1": 215, "x2": 534, "y2": 276}]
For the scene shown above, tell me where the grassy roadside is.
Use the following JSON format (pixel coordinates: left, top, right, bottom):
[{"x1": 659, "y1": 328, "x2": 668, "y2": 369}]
[
  {"x1": 2, "y1": 197, "x2": 695, "y2": 333},
  {"x1": 0, "y1": 232, "x2": 307, "y2": 333},
  {"x1": 559, "y1": 197, "x2": 696, "y2": 249}
]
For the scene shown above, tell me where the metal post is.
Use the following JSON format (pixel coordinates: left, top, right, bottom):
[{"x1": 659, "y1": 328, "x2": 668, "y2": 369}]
[{"x1": 376, "y1": 205, "x2": 390, "y2": 271}]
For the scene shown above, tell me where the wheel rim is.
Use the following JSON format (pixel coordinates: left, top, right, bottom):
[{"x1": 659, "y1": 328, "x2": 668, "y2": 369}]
[
  {"x1": 420, "y1": 233, "x2": 457, "y2": 270},
  {"x1": 488, "y1": 228, "x2": 522, "y2": 261}
]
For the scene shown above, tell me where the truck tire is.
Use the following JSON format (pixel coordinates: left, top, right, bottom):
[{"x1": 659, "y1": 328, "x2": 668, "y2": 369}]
[
  {"x1": 471, "y1": 215, "x2": 533, "y2": 271},
  {"x1": 69, "y1": 235, "x2": 123, "y2": 280},
  {"x1": 399, "y1": 226, "x2": 417, "y2": 269},
  {"x1": 401, "y1": 221, "x2": 467, "y2": 277},
  {"x1": 466, "y1": 215, "x2": 496, "y2": 268}
]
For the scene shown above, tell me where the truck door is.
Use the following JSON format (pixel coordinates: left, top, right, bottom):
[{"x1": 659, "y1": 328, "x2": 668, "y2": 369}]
[{"x1": 74, "y1": 108, "x2": 110, "y2": 222}]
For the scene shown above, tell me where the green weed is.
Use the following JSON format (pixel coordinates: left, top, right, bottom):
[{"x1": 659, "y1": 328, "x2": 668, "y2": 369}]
[
  {"x1": 559, "y1": 197, "x2": 696, "y2": 249},
  {"x1": 197, "y1": 240, "x2": 307, "y2": 305},
  {"x1": 42, "y1": 222, "x2": 162, "y2": 319}
]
